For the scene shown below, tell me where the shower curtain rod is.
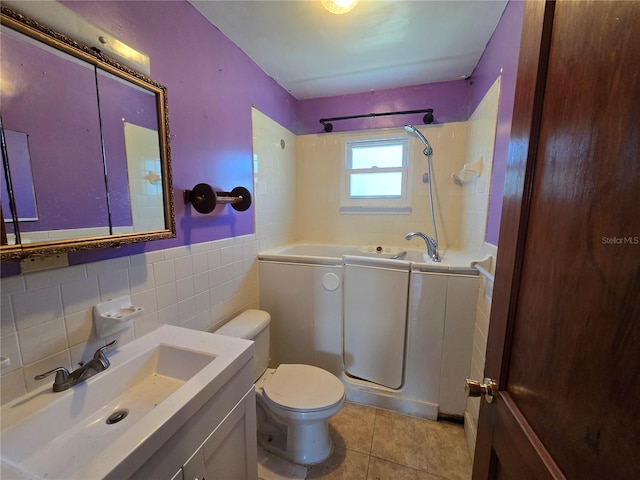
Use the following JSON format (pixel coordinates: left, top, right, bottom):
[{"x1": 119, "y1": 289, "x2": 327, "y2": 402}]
[{"x1": 319, "y1": 108, "x2": 433, "y2": 132}]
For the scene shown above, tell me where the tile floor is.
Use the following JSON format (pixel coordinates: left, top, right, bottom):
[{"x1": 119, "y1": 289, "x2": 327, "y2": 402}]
[{"x1": 258, "y1": 401, "x2": 472, "y2": 480}]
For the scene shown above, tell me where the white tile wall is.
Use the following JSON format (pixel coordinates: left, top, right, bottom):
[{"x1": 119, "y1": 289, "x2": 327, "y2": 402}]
[
  {"x1": 252, "y1": 108, "x2": 298, "y2": 252},
  {"x1": 0, "y1": 235, "x2": 259, "y2": 404},
  {"x1": 460, "y1": 77, "x2": 501, "y2": 259},
  {"x1": 125, "y1": 122, "x2": 165, "y2": 232},
  {"x1": 464, "y1": 241, "x2": 498, "y2": 461},
  {"x1": 11, "y1": 227, "x2": 111, "y2": 245},
  {"x1": 295, "y1": 123, "x2": 469, "y2": 248},
  {"x1": 450, "y1": 78, "x2": 503, "y2": 460}
]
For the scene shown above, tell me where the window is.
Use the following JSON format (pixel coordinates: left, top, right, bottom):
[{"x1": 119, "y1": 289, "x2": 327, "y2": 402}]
[{"x1": 342, "y1": 138, "x2": 409, "y2": 212}]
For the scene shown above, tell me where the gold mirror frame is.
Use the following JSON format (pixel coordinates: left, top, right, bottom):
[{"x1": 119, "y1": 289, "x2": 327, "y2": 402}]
[{"x1": 1, "y1": 6, "x2": 175, "y2": 261}]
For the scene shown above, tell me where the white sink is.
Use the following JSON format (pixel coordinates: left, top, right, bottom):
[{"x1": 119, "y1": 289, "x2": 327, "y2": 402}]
[{"x1": 1, "y1": 325, "x2": 254, "y2": 479}]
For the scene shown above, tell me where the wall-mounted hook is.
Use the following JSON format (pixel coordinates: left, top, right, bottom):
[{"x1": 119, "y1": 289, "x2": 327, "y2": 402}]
[{"x1": 184, "y1": 183, "x2": 252, "y2": 214}]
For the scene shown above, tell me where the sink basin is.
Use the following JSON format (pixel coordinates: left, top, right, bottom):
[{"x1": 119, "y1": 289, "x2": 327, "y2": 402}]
[{"x1": 1, "y1": 325, "x2": 254, "y2": 479}]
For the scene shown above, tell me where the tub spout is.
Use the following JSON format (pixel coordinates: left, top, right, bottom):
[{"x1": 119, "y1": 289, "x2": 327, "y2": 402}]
[{"x1": 405, "y1": 232, "x2": 440, "y2": 262}]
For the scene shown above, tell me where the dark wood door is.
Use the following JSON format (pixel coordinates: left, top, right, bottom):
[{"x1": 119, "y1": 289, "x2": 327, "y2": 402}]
[{"x1": 473, "y1": 0, "x2": 640, "y2": 478}]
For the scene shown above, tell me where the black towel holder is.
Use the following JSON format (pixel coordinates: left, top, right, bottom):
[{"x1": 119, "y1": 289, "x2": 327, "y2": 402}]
[{"x1": 184, "y1": 183, "x2": 252, "y2": 214}]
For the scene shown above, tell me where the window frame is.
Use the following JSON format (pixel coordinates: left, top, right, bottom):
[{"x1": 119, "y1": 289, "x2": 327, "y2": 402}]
[{"x1": 342, "y1": 137, "x2": 409, "y2": 210}]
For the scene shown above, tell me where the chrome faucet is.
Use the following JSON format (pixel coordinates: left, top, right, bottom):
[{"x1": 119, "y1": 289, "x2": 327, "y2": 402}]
[
  {"x1": 35, "y1": 340, "x2": 117, "y2": 392},
  {"x1": 405, "y1": 231, "x2": 440, "y2": 262}
]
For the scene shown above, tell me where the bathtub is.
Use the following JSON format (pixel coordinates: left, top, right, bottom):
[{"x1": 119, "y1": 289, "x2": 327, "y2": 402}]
[
  {"x1": 258, "y1": 243, "x2": 479, "y2": 420},
  {"x1": 258, "y1": 242, "x2": 478, "y2": 272}
]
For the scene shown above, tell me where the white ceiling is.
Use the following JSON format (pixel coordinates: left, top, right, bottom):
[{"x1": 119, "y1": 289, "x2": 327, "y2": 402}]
[{"x1": 189, "y1": 0, "x2": 508, "y2": 100}]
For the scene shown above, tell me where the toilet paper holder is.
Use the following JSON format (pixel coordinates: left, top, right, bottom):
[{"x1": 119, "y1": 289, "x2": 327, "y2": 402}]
[{"x1": 184, "y1": 183, "x2": 252, "y2": 214}]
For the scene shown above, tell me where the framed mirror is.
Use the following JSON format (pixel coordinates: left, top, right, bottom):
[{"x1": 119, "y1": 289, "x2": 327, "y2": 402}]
[{"x1": 0, "y1": 6, "x2": 175, "y2": 260}]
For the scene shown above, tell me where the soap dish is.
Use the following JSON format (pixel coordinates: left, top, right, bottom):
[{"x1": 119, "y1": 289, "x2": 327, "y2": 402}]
[{"x1": 94, "y1": 295, "x2": 144, "y2": 338}]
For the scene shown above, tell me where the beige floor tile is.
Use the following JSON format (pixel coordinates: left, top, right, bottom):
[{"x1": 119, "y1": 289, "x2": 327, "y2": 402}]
[
  {"x1": 329, "y1": 401, "x2": 377, "y2": 454},
  {"x1": 370, "y1": 409, "x2": 431, "y2": 472},
  {"x1": 258, "y1": 447, "x2": 308, "y2": 480},
  {"x1": 256, "y1": 404, "x2": 471, "y2": 480},
  {"x1": 366, "y1": 457, "x2": 443, "y2": 480},
  {"x1": 307, "y1": 446, "x2": 370, "y2": 480},
  {"x1": 423, "y1": 421, "x2": 472, "y2": 480}
]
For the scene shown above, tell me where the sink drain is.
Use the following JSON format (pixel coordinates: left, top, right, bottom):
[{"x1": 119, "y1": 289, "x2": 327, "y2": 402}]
[{"x1": 106, "y1": 409, "x2": 129, "y2": 425}]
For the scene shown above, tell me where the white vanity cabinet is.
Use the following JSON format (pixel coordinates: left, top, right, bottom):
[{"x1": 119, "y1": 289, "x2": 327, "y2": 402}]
[
  {"x1": 180, "y1": 389, "x2": 257, "y2": 480},
  {"x1": 130, "y1": 360, "x2": 258, "y2": 480}
]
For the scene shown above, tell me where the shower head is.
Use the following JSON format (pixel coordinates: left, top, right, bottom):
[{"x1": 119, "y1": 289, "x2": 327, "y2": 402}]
[{"x1": 404, "y1": 125, "x2": 433, "y2": 156}]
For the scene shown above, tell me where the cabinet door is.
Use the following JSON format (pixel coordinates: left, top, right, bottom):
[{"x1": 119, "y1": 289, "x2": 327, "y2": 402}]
[
  {"x1": 170, "y1": 468, "x2": 184, "y2": 480},
  {"x1": 182, "y1": 447, "x2": 205, "y2": 480},
  {"x1": 183, "y1": 389, "x2": 257, "y2": 480},
  {"x1": 202, "y1": 390, "x2": 257, "y2": 479}
]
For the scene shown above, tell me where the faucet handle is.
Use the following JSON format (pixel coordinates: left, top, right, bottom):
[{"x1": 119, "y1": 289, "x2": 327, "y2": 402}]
[
  {"x1": 34, "y1": 367, "x2": 70, "y2": 384},
  {"x1": 93, "y1": 339, "x2": 117, "y2": 367}
]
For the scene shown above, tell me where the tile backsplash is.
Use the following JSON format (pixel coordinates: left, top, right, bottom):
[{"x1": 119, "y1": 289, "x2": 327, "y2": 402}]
[{"x1": 0, "y1": 235, "x2": 259, "y2": 404}]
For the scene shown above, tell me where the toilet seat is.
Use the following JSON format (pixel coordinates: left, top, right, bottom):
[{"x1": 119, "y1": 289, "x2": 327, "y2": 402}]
[{"x1": 263, "y1": 364, "x2": 344, "y2": 412}]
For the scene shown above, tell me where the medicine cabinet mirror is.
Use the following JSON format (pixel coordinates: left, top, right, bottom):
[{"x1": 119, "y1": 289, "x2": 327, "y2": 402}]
[{"x1": 0, "y1": 6, "x2": 175, "y2": 260}]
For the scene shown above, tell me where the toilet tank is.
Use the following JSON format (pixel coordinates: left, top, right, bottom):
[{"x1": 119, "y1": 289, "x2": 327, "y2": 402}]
[{"x1": 215, "y1": 309, "x2": 271, "y2": 382}]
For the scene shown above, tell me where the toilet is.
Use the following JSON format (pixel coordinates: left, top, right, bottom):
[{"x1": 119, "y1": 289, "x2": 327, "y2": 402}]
[{"x1": 215, "y1": 309, "x2": 345, "y2": 465}]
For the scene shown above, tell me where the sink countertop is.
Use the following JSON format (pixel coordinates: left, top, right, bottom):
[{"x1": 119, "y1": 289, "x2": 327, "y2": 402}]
[{"x1": 1, "y1": 325, "x2": 254, "y2": 480}]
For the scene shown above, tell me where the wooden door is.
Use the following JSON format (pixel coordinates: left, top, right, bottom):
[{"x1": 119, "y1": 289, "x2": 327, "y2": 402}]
[{"x1": 473, "y1": 1, "x2": 640, "y2": 478}]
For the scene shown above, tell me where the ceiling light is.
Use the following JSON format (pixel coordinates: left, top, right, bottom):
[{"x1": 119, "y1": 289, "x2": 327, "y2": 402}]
[{"x1": 321, "y1": 0, "x2": 359, "y2": 15}]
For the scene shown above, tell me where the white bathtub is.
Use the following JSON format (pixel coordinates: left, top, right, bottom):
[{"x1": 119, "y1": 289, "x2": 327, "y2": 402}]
[
  {"x1": 258, "y1": 243, "x2": 480, "y2": 420},
  {"x1": 258, "y1": 242, "x2": 479, "y2": 273}
]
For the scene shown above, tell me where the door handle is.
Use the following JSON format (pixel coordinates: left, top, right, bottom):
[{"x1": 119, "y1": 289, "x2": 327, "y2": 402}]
[{"x1": 465, "y1": 377, "x2": 498, "y2": 403}]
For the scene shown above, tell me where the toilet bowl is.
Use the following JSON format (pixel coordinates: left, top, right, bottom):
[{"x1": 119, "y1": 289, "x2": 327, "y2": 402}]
[{"x1": 215, "y1": 310, "x2": 345, "y2": 465}]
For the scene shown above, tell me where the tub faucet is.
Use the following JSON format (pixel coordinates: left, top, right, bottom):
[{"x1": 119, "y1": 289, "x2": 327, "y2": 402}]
[
  {"x1": 405, "y1": 232, "x2": 440, "y2": 262},
  {"x1": 35, "y1": 340, "x2": 116, "y2": 392}
]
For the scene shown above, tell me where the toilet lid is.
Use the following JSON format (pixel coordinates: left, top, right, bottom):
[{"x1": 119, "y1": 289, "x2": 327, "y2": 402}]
[{"x1": 263, "y1": 364, "x2": 344, "y2": 411}]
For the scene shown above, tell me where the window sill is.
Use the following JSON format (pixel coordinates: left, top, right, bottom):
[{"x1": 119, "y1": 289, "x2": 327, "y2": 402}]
[{"x1": 339, "y1": 206, "x2": 412, "y2": 215}]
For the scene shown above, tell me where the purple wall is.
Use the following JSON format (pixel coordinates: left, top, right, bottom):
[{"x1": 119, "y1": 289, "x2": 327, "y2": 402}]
[
  {"x1": 2, "y1": 27, "x2": 183, "y2": 233},
  {"x1": 2, "y1": 0, "x2": 524, "y2": 272},
  {"x1": 1, "y1": 30, "x2": 108, "y2": 232},
  {"x1": 297, "y1": 80, "x2": 469, "y2": 134},
  {"x1": 58, "y1": 0, "x2": 298, "y2": 265},
  {"x1": 468, "y1": 0, "x2": 525, "y2": 245}
]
